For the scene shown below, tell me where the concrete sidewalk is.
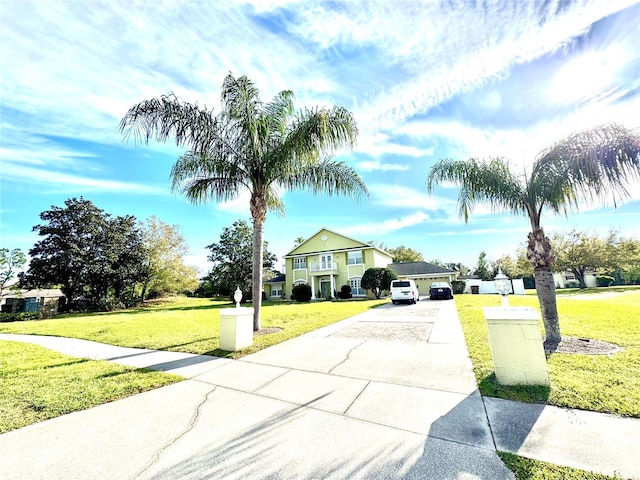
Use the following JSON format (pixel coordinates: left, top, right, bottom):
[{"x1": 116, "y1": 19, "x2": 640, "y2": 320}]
[{"x1": 1, "y1": 300, "x2": 638, "y2": 479}]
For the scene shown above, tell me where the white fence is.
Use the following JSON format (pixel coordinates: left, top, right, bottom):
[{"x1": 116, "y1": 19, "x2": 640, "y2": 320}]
[{"x1": 464, "y1": 278, "x2": 526, "y2": 295}]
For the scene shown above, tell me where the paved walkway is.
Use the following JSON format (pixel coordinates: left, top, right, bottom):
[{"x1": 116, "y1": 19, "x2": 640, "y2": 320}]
[{"x1": 1, "y1": 300, "x2": 638, "y2": 479}]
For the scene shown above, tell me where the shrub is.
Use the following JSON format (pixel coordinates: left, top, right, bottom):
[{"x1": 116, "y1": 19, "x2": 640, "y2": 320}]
[
  {"x1": 596, "y1": 275, "x2": 615, "y2": 287},
  {"x1": 291, "y1": 283, "x2": 312, "y2": 302},
  {"x1": 451, "y1": 280, "x2": 466, "y2": 295},
  {"x1": 337, "y1": 284, "x2": 352, "y2": 299},
  {"x1": 0, "y1": 311, "x2": 42, "y2": 323}
]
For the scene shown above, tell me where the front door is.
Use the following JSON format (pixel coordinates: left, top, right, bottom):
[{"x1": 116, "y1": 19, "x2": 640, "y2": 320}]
[{"x1": 320, "y1": 280, "x2": 331, "y2": 299}]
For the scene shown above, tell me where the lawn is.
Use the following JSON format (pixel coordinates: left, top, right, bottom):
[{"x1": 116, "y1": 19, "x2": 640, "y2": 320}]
[
  {"x1": 0, "y1": 340, "x2": 181, "y2": 433},
  {"x1": 456, "y1": 288, "x2": 640, "y2": 417},
  {"x1": 498, "y1": 452, "x2": 618, "y2": 480},
  {"x1": 0, "y1": 297, "x2": 388, "y2": 358}
]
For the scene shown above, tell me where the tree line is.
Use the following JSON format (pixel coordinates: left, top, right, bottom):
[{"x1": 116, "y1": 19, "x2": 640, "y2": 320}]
[{"x1": 9, "y1": 197, "x2": 198, "y2": 312}]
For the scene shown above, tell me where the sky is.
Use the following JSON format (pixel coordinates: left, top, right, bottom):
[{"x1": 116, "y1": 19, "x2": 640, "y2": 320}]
[{"x1": 1, "y1": 0, "x2": 639, "y2": 276}]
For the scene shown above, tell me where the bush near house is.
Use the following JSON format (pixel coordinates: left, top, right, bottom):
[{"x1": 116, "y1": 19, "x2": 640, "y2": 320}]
[
  {"x1": 0, "y1": 312, "x2": 42, "y2": 322},
  {"x1": 596, "y1": 275, "x2": 615, "y2": 287},
  {"x1": 291, "y1": 283, "x2": 312, "y2": 302},
  {"x1": 451, "y1": 280, "x2": 466, "y2": 295},
  {"x1": 337, "y1": 285, "x2": 352, "y2": 299}
]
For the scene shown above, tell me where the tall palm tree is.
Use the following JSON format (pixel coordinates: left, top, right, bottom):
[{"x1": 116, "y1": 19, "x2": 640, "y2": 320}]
[
  {"x1": 427, "y1": 124, "x2": 640, "y2": 348},
  {"x1": 121, "y1": 74, "x2": 367, "y2": 331}
]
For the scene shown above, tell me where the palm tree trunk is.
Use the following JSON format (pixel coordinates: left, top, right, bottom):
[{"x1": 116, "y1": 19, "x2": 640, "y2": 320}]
[
  {"x1": 527, "y1": 228, "x2": 562, "y2": 348},
  {"x1": 533, "y1": 266, "x2": 561, "y2": 347},
  {"x1": 250, "y1": 193, "x2": 267, "y2": 332}
]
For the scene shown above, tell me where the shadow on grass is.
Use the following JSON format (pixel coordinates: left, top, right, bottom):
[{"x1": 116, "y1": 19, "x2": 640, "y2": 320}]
[{"x1": 478, "y1": 373, "x2": 550, "y2": 404}]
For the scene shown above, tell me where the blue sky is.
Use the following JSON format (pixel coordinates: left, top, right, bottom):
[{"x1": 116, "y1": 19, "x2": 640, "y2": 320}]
[{"x1": 2, "y1": 0, "x2": 639, "y2": 275}]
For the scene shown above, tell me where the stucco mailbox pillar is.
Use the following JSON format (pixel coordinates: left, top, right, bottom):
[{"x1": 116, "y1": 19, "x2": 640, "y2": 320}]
[
  {"x1": 483, "y1": 306, "x2": 550, "y2": 386},
  {"x1": 219, "y1": 307, "x2": 254, "y2": 351}
]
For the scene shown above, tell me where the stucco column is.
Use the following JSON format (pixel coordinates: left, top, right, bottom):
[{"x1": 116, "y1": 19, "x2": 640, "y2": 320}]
[
  {"x1": 330, "y1": 274, "x2": 335, "y2": 299},
  {"x1": 311, "y1": 277, "x2": 316, "y2": 300}
]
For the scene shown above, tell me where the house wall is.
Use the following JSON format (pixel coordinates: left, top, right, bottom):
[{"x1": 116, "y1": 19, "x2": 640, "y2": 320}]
[
  {"x1": 265, "y1": 283, "x2": 285, "y2": 299},
  {"x1": 285, "y1": 246, "x2": 393, "y2": 299}
]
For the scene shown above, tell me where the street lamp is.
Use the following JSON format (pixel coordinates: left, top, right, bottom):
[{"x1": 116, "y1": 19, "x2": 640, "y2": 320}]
[
  {"x1": 494, "y1": 268, "x2": 510, "y2": 307},
  {"x1": 234, "y1": 286, "x2": 243, "y2": 309}
]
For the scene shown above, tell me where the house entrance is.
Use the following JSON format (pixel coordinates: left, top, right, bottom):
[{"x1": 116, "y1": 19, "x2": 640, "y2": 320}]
[{"x1": 320, "y1": 280, "x2": 332, "y2": 299}]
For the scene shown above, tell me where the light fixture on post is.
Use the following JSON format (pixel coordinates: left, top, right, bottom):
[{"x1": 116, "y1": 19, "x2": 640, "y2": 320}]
[
  {"x1": 234, "y1": 286, "x2": 243, "y2": 309},
  {"x1": 494, "y1": 268, "x2": 510, "y2": 307}
]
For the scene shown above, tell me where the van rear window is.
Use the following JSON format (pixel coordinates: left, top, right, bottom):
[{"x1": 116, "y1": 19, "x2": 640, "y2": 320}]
[{"x1": 392, "y1": 281, "x2": 410, "y2": 287}]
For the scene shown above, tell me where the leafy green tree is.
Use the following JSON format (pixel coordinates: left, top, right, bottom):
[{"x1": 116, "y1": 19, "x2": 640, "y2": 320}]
[
  {"x1": 204, "y1": 220, "x2": 276, "y2": 301},
  {"x1": 474, "y1": 251, "x2": 493, "y2": 280},
  {"x1": 26, "y1": 197, "x2": 147, "y2": 310},
  {"x1": 552, "y1": 230, "x2": 610, "y2": 289},
  {"x1": 444, "y1": 262, "x2": 470, "y2": 276},
  {"x1": 0, "y1": 248, "x2": 26, "y2": 290},
  {"x1": 139, "y1": 216, "x2": 198, "y2": 301},
  {"x1": 600, "y1": 230, "x2": 640, "y2": 285},
  {"x1": 427, "y1": 124, "x2": 640, "y2": 347},
  {"x1": 361, "y1": 267, "x2": 398, "y2": 299},
  {"x1": 491, "y1": 254, "x2": 519, "y2": 280},
  {"x1": 388, "y1": 245, "x2": 424, "y2": 263},
  {"x1": 615, "y1": 237, "x2": 640, "y2": 284},
  {"x1": 121, "y1": 74, "x2": 366, "y2": 330}
]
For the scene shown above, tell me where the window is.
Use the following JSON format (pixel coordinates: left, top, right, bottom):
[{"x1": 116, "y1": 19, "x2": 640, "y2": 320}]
[
  {"x1": 271, "y1": 287, "x2": 283, "y2": 297},
  {"x1": 350, "y1": 277, "x2": 365, "y2": 296},
  {"x1": 348, "y1": 250, "x2": 363, "y2": 265},
  {"x1": 293, "y1": 257, "x2": 306, "y2": 269},
  {"x1": 320, "y1": 254, "x2": 332, "y2": 270}
]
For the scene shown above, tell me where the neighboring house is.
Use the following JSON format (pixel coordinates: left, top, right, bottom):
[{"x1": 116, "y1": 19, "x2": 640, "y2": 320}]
[
  {"x1": 263, "y1": 273, "x2": 286, "y2": 299},
  {"x1": 553, "y1": 271, "x2": 597, "y2": 288},
  {"x1": 0, "y1": 288, "x2": 64, "y2": 317},
  {"x1": 283, "y1": 228, "x2": 393, "y2": 299},
  {"x1": 388, "y1": 262, "x2": 458, "y2": 293}
]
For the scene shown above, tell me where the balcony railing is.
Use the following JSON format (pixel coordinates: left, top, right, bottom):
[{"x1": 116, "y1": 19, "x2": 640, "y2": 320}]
[{"x1": 310, "y1": 262, "x2": 338, "y2": 272}]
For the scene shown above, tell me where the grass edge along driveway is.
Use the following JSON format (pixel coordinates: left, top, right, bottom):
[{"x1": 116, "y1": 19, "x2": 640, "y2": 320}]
[
  {"x1": 455, "y1": 288, "x2": 640, "y2": 417},
  {"x1": 0, "y1": 340, "x2": 181, "y2": 434}
]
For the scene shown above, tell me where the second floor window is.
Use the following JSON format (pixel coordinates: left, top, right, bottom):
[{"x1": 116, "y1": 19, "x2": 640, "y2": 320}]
[
  {"x1": 348, "y1": 250, "x2": 363, "y2": 265},
  {"x1": 293, "y1": 257, "x2": 306, "y2": 269}
]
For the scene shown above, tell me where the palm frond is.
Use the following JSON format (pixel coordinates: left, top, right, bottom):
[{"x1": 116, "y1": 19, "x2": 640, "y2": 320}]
[
  {"x1": 119, "y1": 93, "x2": 220, "y2": 154},
  {"x1": 284, "y1": 106, "x2": 358, "y2": 162},
  {"x1": 533, "y1": 123, "x2": 640, "y2": 209},
  {"x1": 282, "y1": 159, "x2": 369, "y2": 201},
  {"x1": 427, "y1": 157, "x2": 528, "y2": 222},
  {"x1": 170, "y1": 151, "x2": 247, "y2": 204}
]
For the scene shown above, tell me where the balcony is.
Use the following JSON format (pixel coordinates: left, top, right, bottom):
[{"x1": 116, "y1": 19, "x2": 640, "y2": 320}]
[{"x1": 309, "y1": 262, "x2": 338, "y2": 275}]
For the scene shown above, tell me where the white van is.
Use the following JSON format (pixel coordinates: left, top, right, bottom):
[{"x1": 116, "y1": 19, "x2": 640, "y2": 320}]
[{"x1": 390, "y1": 279, "x2": 420, "y2": 304}]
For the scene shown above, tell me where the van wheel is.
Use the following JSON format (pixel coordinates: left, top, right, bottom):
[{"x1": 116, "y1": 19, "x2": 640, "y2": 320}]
[{"x1": 392, "y1": 300, "x2": 397, "y2": 305}]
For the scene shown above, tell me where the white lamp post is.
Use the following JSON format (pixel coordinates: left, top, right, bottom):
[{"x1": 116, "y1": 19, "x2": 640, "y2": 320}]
[
  {"x1": 494, "y1": 268, "x2": 510, "y2": 307},
  {"x1": 233, "y1": 286, "x2": 243, "y2": 309}
]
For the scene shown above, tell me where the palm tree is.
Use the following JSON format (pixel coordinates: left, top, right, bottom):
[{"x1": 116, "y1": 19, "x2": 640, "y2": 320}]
[
  {"x1": 120, "y1": 74, "x2": 367, "y2": 330},
  {"x1": 427, "y1": 124, "x2": 640, "y2": 348}
]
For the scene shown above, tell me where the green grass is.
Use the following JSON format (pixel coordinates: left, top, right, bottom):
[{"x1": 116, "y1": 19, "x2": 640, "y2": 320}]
[
  {"x1": 0, "y1": 297, "x2": 388, "y2": 358},
  {"x1": 0, "y1": 340, "x2": 181, "y2": 433},
  {"x1": 498, "y1": 452, "x2": 619, "y2": 479},
  {"x1": 456, "y1": 288, "x2": 640, "y2": 416}
]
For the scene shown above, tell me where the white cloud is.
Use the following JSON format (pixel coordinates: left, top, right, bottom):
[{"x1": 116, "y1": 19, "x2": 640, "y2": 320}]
[
  {"x1": 357, "y1": 160, "x2": 410, "y2": 172},
  {"x1": 2, "y1": 163, "x2": 166, "y2": 195},
  {"x1": 368, "y1": 183, "x2": 456, "y2": 211},
  {"x1": 340, "y1": 211, "x2": 430, "y2": 237}
]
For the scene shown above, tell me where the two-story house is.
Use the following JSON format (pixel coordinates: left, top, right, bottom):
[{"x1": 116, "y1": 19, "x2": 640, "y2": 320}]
[{"x1": 282, "y1": 228, "x2": 393, "y2": 300}]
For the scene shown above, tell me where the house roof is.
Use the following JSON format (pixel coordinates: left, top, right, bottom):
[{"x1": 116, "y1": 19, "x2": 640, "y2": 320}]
[
  {"x1": 284, "y1": 227, "x2": 391, "y2": 258},
  {"x1": 264, "y1": 273, "x2": 286, "y2": 284},
  {"x1": 1, "y1": 288, "x2": 64, "y2": 299},
  {"x1": 388, "y1": 262, "x2": 455, "y2": 276}
]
